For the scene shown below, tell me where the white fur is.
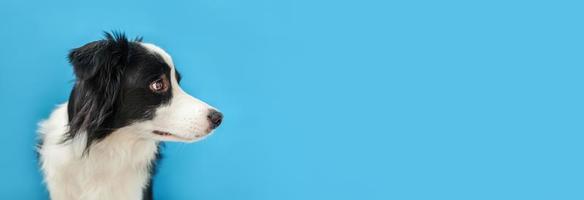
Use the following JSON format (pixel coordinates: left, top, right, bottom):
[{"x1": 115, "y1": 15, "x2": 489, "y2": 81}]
[{"x1": 38, "y1": 43, "x2": 215, "y2": 200}]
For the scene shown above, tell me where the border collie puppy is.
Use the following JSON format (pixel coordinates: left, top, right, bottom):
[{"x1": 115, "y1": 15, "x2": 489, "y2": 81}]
[{"x1": 37, "y1": 32, "x2": 223, "y2": 200}]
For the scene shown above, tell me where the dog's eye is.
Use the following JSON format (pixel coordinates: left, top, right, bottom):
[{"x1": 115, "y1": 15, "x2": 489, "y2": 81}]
[{"x1": 149, "y1": 76, "x2": 169, "y2": 93}]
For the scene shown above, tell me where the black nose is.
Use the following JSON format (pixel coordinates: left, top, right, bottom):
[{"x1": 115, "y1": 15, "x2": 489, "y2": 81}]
[{"x1": 207, "y1": 109, "x2": 223, "y2": 129}]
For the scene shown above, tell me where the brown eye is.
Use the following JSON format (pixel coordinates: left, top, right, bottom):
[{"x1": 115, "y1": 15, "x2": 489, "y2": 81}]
[{"x1": 149, "y1": 76, "x2": 168, "y2": 93}]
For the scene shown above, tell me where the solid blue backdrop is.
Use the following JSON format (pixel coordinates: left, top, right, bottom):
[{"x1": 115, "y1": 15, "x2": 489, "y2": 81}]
[{"x1": 0, "y1": 0, "x2": 582, "y2": 199}]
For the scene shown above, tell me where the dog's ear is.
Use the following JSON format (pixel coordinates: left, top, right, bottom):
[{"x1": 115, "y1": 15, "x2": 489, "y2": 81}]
[
  {"x1": 68, "y1": 32, "x2": 130, "y2": 80},
  {"x1": 66, "y1": 32, "x2": 131, "y2": 152}
]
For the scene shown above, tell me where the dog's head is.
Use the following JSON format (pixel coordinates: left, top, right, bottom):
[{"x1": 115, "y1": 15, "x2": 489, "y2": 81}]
[{"x1": 66, "y1": 32, "x2": 222, "y2": 150}]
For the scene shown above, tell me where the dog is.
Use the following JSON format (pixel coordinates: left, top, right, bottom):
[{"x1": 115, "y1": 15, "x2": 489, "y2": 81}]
[{"x1": 37, "y1": 32, "x2": 223, "y2": 200}]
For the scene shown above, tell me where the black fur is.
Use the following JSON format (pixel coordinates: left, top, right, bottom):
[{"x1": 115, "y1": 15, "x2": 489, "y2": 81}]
[
  {"x1": 65, "y1": 32, "x2": 175, "y2": 153},
  {"x1": 143, "y1": 144, "x2": 163, "y2": 200}
]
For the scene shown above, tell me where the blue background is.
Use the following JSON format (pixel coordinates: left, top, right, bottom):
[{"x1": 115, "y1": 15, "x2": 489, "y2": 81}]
[{"x1": 0, "y1": 0, "x2": 582, "y2": 199}]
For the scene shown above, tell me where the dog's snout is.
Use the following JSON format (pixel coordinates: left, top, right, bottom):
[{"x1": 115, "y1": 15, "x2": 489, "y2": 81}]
[{"x1": 207, "y1": 109, "x2": 223, "y2": 129}]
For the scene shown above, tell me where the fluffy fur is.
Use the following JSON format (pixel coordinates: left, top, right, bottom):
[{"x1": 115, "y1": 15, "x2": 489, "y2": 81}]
[{"x1": 37, "y1": 32, "x2": 222, "y2": 200}]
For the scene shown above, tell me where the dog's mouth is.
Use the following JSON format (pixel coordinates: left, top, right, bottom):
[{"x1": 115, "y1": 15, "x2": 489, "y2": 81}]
[
  {"x1": 152, "y1": 130, "x2": 208, "y2": 142},
  {"x1": 152, "y1": 130, "x2": 173, "y2": 137}
]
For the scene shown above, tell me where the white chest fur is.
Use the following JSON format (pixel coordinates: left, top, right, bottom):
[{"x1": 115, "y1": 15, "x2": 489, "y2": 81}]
[{"x1": 38, "y1": 103, "x2": 159, "y2": 200}]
